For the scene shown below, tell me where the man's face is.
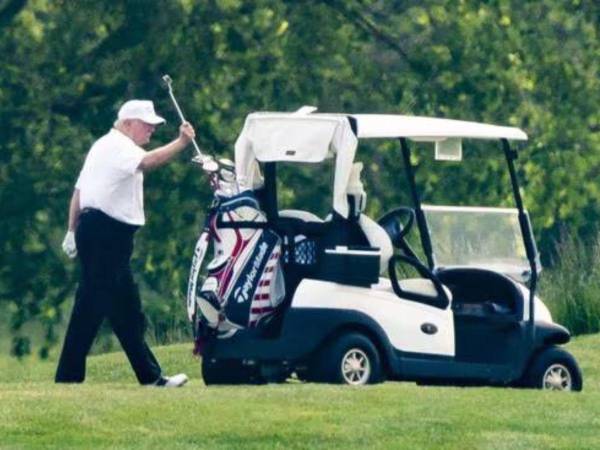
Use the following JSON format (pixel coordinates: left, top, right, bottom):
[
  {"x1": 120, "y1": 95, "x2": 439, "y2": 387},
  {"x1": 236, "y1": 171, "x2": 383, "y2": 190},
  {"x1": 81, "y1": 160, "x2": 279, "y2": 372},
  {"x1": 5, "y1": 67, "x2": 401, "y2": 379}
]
[{"x1": 127, "y1": 119, "x2": 156, "y2": 146}]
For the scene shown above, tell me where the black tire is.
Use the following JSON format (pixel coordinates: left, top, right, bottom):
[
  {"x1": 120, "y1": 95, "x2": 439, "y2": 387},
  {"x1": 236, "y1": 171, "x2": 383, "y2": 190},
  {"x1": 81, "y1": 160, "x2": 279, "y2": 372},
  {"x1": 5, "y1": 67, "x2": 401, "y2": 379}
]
[
  {"x1": 524, "y1": 346, "x2": 583, "y2": 392},
  {"x1": 201, "y1": 358, "x2": 264, "y2": 385},
  {"x1": 259, "y1": 363, "x2": 291, "y2": 383},
  {"x1": 309, "y1": 333, "x2": 383, "y2": 385}
]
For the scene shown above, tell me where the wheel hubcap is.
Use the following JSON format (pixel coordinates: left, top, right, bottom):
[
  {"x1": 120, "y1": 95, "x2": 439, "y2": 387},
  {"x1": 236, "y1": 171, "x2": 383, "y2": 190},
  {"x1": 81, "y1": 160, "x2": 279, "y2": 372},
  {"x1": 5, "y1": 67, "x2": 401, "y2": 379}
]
[
  {"x1": 543, "y1": 364, "x2": 572, "y2": 391},
  {"x1": 341, "y1": 348, "x2": 371, "y2": 385}
]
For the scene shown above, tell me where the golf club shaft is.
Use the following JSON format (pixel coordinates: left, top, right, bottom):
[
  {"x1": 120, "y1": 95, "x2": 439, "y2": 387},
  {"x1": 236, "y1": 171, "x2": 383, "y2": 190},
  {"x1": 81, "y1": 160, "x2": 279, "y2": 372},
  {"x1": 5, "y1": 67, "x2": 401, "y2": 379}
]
[{"x1": 164, "y1": 80, "x2": 205, "y2": 160}]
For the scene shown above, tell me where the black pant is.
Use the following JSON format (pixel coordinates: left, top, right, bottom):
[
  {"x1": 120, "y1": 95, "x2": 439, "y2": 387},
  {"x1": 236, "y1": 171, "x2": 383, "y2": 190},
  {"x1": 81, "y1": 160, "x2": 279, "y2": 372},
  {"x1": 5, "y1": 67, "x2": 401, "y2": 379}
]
[{"x1": 55, "y1": 209, "x2": 162, "y2": 384}]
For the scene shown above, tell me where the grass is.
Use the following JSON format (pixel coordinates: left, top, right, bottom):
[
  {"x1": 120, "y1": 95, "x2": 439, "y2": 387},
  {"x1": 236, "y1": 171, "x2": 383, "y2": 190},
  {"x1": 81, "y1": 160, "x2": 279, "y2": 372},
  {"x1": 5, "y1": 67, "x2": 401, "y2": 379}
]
[
  {"x1": 540, "y1": 231, "x2": 600, "y2": 335},
  {"x1": 1, "y1": 335, "x2": 600, "y2": 449}
]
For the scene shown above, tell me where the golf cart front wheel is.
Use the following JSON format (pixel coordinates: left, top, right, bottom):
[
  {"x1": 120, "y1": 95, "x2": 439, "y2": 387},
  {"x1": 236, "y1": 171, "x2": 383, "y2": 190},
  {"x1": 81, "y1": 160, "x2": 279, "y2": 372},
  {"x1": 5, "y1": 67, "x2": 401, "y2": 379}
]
[
  {"x1": 524, "y1": 346, "x2": 582, "y2": 392},
  {"x1": 310, "y1": 333, "x2": 383, "y2": 385}
]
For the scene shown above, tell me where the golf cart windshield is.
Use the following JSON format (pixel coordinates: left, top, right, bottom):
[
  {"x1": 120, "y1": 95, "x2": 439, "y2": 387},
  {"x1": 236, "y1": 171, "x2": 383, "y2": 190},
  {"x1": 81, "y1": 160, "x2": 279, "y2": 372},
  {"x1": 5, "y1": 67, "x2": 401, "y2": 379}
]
[{"x1": 422, "y1": 205, "x2": 535, "y2": 283}]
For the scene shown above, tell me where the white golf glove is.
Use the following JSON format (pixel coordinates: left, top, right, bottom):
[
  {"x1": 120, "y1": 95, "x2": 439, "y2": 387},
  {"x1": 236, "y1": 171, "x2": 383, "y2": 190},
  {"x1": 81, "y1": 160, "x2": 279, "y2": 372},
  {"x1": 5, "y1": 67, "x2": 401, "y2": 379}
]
[{"x1": 62, "y1": 231, "x2": 77, "y2": 259}]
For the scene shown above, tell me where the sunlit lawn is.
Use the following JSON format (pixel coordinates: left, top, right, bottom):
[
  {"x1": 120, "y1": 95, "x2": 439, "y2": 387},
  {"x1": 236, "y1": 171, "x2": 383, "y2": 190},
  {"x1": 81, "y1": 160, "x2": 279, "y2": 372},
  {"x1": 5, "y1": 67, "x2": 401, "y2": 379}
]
[{"x1": 0, "y1": 335, "x2": 599, "y2": 449}]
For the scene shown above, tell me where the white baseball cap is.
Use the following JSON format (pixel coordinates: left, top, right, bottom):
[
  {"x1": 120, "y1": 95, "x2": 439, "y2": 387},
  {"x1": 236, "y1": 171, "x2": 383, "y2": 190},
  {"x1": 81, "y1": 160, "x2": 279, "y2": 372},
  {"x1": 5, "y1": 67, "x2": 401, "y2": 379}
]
[{"x1": 118, "y1": 100, "x2": 166, "y2": 125}]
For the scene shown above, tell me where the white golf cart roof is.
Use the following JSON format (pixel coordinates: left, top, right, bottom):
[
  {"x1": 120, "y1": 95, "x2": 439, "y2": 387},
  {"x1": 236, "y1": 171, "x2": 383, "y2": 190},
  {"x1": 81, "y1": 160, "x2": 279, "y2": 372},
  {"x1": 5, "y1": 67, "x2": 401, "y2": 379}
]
[
  {"x1": 234, "y1": 111, "x2": 528, "y2": 218},
  {"x1": 353, "y1": 114, "x2": 527, "y2": 141}
]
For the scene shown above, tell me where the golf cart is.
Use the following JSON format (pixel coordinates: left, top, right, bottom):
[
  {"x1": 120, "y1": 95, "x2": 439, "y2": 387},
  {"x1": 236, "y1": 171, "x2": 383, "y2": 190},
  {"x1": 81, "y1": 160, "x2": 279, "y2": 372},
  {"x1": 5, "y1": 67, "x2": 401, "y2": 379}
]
[{"x1": 194, "y1": 110, "x2": 582, "y2": 391}]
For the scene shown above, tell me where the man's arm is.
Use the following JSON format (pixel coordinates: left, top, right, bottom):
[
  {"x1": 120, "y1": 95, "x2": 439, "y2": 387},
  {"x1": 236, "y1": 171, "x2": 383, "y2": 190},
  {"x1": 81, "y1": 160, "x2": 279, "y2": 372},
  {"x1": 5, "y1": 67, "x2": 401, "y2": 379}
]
[
  {"x1": 68, "y1": 188, "x2": 81, "y2": 231},
  {"x1": 138, "y1": 122, "x2": 195, "y2": 172}
]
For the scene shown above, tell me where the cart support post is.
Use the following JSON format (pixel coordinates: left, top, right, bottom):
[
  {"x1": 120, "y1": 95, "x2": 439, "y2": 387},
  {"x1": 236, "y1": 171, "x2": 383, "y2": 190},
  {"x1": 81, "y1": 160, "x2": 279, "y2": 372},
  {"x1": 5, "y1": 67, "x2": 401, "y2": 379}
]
[
  {"x1": 502, "y1": 139, "x2": 538, "y2": 328},
  {"x1": 399, "y1": 138, "x2": 436, "y2": 270},
  {"x1": 262, "y1": 162, "x2": 279, "y2": 223}
]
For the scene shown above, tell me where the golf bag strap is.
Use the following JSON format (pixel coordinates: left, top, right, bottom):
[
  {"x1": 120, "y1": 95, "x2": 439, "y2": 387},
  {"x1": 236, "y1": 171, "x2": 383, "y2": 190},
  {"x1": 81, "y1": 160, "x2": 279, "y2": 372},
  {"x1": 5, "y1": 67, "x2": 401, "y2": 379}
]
[
  {"x1": 215, "y1": 217, "x2": 269, "y2": 229},
  {"x1": 217, "y1": 195, "x2": 261, "y2": 213}
]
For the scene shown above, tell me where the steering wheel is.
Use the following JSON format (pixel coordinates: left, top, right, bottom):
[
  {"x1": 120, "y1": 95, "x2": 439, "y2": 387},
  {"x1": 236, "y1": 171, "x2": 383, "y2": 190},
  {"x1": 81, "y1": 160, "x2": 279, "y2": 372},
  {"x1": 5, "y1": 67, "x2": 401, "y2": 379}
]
[{"x1": 377, "y1": 207, "x2": 415, "y2": 248}]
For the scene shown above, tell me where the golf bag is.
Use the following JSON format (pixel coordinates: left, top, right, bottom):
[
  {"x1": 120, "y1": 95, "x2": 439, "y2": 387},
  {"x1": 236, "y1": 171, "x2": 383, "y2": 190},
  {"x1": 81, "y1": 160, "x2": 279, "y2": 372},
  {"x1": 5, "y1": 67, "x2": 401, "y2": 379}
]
[{"x1": 187, "y1": 190, "x2": 285, "y2": 342}]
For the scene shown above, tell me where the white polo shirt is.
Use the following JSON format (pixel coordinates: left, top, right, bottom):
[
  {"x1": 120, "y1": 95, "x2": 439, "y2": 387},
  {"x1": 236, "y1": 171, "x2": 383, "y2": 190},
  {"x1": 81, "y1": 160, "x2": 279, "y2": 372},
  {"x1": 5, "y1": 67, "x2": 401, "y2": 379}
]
[{"x1": 75, "y1": 128, "x2": 147, "y2": 226}]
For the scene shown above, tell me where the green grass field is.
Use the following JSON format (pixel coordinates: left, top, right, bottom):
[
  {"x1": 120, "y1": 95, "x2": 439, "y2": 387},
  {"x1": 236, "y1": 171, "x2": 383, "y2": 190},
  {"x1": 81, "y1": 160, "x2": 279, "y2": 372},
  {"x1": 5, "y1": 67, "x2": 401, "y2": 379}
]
[{"x1": 1, "y1": 334, "x2": 599, "y2": 450}]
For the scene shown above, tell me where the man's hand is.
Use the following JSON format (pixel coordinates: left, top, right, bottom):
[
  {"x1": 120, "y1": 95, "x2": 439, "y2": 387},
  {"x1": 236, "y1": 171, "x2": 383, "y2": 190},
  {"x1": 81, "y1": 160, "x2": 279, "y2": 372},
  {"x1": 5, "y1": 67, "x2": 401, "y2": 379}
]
[
  {"x1": 138, "y1": 122, "x2": 197, "y2": 172},
  {"x1": 62, "y1": 231, "x2": 77, "y2": 259},
  {"x1": 178, "y1": 122, "x2": 196, "y2": 145}
]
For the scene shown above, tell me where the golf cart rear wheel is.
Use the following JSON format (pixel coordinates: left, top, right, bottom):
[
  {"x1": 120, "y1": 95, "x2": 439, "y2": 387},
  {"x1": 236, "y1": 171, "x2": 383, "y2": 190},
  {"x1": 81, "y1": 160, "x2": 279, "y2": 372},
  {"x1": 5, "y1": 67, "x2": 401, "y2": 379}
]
[
  {"x1": 524, "y1": 346, "x2": 582, "y2": 392},
  {"x1": 310, "y1": 333, "x2": 383, "y2": 385}
]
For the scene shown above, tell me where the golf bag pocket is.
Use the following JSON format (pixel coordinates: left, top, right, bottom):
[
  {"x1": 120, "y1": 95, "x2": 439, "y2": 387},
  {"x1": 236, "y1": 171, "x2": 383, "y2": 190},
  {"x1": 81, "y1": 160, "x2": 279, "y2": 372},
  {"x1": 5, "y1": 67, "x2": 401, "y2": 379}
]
[
  {"x1": 197, "y1": 282, "x2": 221, "y2": 328},
  {"x1": 221, "y1": 228, "x2": 284, "y2": 328}
]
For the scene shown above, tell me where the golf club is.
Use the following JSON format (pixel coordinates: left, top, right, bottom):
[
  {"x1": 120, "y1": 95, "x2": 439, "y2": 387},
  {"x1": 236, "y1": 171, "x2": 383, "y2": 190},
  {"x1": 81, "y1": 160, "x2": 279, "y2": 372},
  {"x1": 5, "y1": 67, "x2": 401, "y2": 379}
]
[{"x1": 161, "y1": 74, "x2": 218, "y2": 172}]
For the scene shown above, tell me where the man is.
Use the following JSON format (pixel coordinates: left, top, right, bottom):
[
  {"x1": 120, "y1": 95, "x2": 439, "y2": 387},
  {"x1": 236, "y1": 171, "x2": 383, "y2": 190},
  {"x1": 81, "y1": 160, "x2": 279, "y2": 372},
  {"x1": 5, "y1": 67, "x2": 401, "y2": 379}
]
[{"x1": 56, "y1": 99, "x2": 194, "y2": 387}]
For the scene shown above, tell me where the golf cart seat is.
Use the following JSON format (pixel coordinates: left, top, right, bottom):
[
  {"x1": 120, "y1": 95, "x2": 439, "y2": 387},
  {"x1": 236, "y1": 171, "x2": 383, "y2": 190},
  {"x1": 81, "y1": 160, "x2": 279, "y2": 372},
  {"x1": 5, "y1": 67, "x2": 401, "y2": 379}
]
[
  {"x1": 339, "y1": 161, "x2": 393, "y2": 274},
  {"x1": 436, "y1": 268, "x2": 523, "y2": 318},
  {"x1": 279, "y1": 209, "x2": 324, "y2": 223},
  {"x1": 357, "y1": 214, "x2": 393, "y2": 274}
]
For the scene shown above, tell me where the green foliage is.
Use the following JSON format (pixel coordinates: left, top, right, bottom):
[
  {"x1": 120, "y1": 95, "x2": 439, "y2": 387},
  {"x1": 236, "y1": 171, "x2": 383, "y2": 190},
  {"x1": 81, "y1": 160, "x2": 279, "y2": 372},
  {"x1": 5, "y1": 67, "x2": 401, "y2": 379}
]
[
  {"x1": 1, "y1": 0, "x2": 599, "y2": 354},
  {"x1": 541, "y1": 229, "x2": 600, "y2": 335}
]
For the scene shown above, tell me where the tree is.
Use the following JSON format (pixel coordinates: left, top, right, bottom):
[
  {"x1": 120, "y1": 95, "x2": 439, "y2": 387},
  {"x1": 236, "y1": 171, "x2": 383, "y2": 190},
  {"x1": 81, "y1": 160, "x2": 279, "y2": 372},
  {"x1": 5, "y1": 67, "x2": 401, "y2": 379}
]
[{"x1": 1, "y1": 0, "x2": 598, "y2": 356}]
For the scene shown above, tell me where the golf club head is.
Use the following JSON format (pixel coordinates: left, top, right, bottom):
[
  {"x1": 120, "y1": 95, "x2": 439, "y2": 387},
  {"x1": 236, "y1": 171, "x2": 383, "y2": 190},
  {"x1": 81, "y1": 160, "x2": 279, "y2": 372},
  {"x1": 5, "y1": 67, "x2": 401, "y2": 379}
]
[
  {"x1": 219, "y1": 169, "x2": 236, "y2": 183},
  {"x1": 218, "y1": 158, "x2": 235, "y2": 172},
  {"x1": 192, "y1": 155, "x2": 219, "y2": 173},
  {"x1": 161, "y1": 74, "x2": 173, "y2": 88},
  {"x1": 218, "y1": 159, "x2": 236, "y2": 183},
  {"x1": 204, "y1": 159, "x2": 220, "y2": 172}
]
